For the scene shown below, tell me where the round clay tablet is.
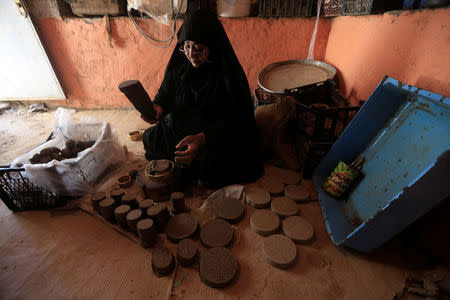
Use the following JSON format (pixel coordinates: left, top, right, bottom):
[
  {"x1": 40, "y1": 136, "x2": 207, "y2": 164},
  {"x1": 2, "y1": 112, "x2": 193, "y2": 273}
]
[
  {"x1": 200, "y1": 219, "x2": 234, "y2": 248},
  {"x1": 280, "y1": 169, "x2": 301, "y2": 185},
  {"x1": 261, "y1": 180, "x2": 284, "y2": 196},
  {"x1": 282, "y1": 216, "x2": 314, "y2": 244},
  {"x1": 139, "y1": 199, "x2": 154, "y2": 210},
  {"x1": 99, "y1": 198, "x2": 116, "y2": 222},
  {"x1": 271, "y1": 197, "x2": 298, "y2": 218},
  {"x1": 250, "y1": 210, "x2": 280, "y2": 236},
  {"x1": 245, "y1": 187, "x2": 271, "y2": 208},
  {"x1": 114, "y1": 204, "x2": 131, "y2": 228},
  {"x1": 214, "y1": 197, "x2": 244, "y2": 223},
  {"x1": 263, "y1": 234, "x2": 297, "y2": 269},
  {"x1": 284, "y1": 185, "x2": 310, "y2": 203},
  {"x1": 199, "y1": 247, "x2": 238, "y2": 288},
  {"x1": 152, "y1": 247, "x2": 175, "y2": 277},
  {"x1": 166, "y1": 213, "x2": 198, "y2": 242},
  {"x1": 177, "y1": 238, "x2": 198, "y2": 267}
]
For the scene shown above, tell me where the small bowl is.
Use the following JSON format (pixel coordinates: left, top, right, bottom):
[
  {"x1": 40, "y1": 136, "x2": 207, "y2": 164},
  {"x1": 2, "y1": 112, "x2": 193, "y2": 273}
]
[
  {"x1": 145, "y1": 160, "x2": 174, "y2": 182},
  {"x1": 128, "y1": 131, "x2": 142, "y2": 141},
  {"x1": 117, "y1": 175, "x2": 132, "y2": 188}
]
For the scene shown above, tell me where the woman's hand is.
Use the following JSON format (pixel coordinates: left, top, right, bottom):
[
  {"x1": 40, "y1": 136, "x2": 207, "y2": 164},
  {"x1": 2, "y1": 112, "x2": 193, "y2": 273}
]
[
  {"x1": 174, "y1": 132, "x2": 206, "y2": 165},
  {"x1": 140, "y1": 103, "x2": 163, "y2": 124}
]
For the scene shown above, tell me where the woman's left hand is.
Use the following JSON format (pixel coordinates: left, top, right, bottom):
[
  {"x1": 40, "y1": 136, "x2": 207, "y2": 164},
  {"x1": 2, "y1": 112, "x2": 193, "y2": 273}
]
[{"x1": 174, "y1": 132, "x2": 206, "y2": 165}]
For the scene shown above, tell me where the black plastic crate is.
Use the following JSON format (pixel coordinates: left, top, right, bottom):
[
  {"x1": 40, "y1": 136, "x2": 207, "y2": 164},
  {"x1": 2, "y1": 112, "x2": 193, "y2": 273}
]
[
  {"x1": 342, "y1": 0, "x2": 373, "y2": 15},
  {"x1": 259, "y1": 0, "x2": 317, "y2": 17},
  {"x1": 0, "y1": 167, "x2": 68, "y2": 211}
]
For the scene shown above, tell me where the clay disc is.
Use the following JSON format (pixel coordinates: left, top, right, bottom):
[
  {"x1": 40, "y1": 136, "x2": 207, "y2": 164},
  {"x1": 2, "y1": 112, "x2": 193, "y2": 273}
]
[
  {"x1": 199, "y1": 247, "x2": 238, "y2": 288},
  {"x1": 250, "y1": 210, "x2": 280, "y2": 236},
  {"x1": 282, "y1": 216, "x2": 314, "y2": 243},
  {"x1": 139, "y1": 199, "x2": 154, "y2": 210},
  {"x1": 214, "y1": 197, "x2": 244, "y2": 223},
  {"x1": 245, "y1": 187, "x2": 271, "y2": 208},
  {"x1": 260, "y1": 179, "x2": 284, "y2": 196},
  {"x1": 284, "y1": 184, "x2": 310, "y2": 202},
  {"x1": 91, "y1": 192, "x2": 106, "y2": 202},
  {"x1": 146, "y1": 202, "x2": 166, "y2": 217},
  {"x1": 110, "y1": 188, "x2": 125, "y2": 198},
  {"x1": 166, "y1": 213, "x2": 198, "y2": 242},
  {"x1": 270, "y1": 197, "x2": 298, "y2": 218},
  {"x1": 176, "y1": 238, "x2": 198, "y2": 267},
  {"x1": 152, "y1": 247, "x2": 175, "y2": 277},
  {"x1": 263, "y1": 234, "x2": 297, "y2": 269},
  {"x1": 279, "y1": 169, "x2": 301, "y2": 185},
  {"x1": 126, "y1": 209, "x2": 142, "y2": 222},
  {"x1": 200, "y1": 219, "x2": 234, "y2": 248}
]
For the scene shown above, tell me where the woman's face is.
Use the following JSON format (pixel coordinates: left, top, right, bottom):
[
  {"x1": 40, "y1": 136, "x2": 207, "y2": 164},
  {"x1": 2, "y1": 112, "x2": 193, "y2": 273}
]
[{"x1": 182, "y1": 40, "x2": 209, "y2": 68}]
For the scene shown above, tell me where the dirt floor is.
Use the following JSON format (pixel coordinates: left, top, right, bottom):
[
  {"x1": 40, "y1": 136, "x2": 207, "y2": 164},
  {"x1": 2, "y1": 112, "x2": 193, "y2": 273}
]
[{"x1": 0, "y1": 104, "x2": 440, "y2": 299}]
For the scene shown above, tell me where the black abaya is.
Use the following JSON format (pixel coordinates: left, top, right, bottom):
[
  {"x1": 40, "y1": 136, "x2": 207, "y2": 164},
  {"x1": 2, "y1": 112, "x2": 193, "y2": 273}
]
[{"x1": 142, "y1": 9, "x2": 263, "y2": 186}]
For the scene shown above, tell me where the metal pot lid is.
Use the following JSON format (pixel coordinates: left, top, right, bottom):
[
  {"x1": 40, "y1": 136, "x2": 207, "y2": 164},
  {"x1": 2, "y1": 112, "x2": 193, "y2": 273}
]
[{"x1": 257, "y1": 60, "x2": 336, "y2": 94}]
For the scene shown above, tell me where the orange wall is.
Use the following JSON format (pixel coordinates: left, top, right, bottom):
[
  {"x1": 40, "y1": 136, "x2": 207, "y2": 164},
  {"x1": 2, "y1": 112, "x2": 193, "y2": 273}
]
[
  {"x1": 36, "y1": 8, "x2": 449, "y2": 108},
  {"x1": 36, "y1": 17, "x2": 331, "y2": 108},
  {"x1": 324, "y1": 8, "x2": 450, "y2": 105}
]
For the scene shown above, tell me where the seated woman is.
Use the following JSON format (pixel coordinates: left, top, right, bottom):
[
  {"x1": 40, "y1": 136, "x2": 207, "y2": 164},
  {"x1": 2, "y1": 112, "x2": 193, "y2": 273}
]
[{"x1": 142, "y1": 9, "x2": 263, "y2": 187}]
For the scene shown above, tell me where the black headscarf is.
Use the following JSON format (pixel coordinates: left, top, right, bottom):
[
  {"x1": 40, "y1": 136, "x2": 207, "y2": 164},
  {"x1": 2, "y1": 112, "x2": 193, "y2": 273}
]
[{"x1": 162, "y1": 9, "x2": 252, "y2": 106}]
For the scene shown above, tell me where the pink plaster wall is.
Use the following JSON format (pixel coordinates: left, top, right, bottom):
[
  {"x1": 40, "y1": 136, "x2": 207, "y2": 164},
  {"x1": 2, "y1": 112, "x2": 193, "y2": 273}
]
[
  {"x1": 324, "y1": 8, "x2": 450, "y2": 105},
  {"x1": 36, "y1": 17, "x2": 331, "y2": 108}
]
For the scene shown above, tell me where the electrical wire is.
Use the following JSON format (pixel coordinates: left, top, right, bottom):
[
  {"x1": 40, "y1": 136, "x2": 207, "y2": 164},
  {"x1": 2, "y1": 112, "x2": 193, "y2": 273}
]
[{"x1": 128, "y1": 0, "x2": 184, "y2": 48}]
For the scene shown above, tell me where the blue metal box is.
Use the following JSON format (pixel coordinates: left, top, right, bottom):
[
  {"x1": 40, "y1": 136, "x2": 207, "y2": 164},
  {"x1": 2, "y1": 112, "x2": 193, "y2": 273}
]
[{"x1": 313, "y1": 76, "x2": 450, "y2": 253}]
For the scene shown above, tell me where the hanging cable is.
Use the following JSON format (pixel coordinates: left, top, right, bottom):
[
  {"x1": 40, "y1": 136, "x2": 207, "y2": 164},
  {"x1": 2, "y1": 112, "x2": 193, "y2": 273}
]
[{"x1": 128, "y1": 0, "x2": 184, "y2": 48}]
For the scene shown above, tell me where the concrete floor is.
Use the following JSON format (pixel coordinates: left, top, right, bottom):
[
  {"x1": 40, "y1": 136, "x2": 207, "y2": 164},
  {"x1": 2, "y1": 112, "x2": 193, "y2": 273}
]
[{"x1": 0, "y1": 105, "x2": 432, "y2": 299}]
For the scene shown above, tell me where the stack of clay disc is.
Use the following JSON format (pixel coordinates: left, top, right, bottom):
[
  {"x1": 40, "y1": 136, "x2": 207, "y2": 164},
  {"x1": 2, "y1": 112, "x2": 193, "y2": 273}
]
[
  {"x1": 110, "y1": 188, "x2": 125, "y2": 202},
  {"x1": 271, "y1": 197, "x2": 298, "y2": 218},
  {"x1": 166, "y1": 213, "x2": 198, "y2": 242},
  {"x1": 91, "y1": 192, "x2": 106, "y2": 212},
  {"x1": 137, "y1": 218, "x2": 157, "y2": 248},
  {"x1": 147, "y1": 202, "x2": 170, "y2": 232},
  {"x1": 260, "y1": 178, "x2": 284, "y2": 196},
  {"x1": 126, "y1": 209, "x2": 142, "y2": 233},
  {"x1": 99, "y1": 198, "x2": 116, "y2": 223},
  {"x1": 214, "y1": 197, "x2": 244, "y2": 223},
  {"x1": 250, "y1": 210, "x2": 280, "y2": 236},
  {"x1": 170, "y1": 192, "x2": 185, "y2": 214},
  {"x1": 114, "y1": 204, "x2": 131, "y2": 229},
  {"x1": 139, "y1": 199, "x2": 154, "y2": 213},
  {"x1": 152, "y1": 247, "x2": 175, "y2": 277},
  {"x1": 263, "y1": 234, "x2": 297, "y2": 269},
  {"x1": 200, "y1": 219, "x2": 233, "y2": 248},
  {"x1": 176, "y1": 238, "x2": 198, "y2": 267},
  {"x1": 282, "y1": 216, "x2": 314, "y2": 244},
  {"x1": 284, "y1": 184, "x2": 310, "y2": 203},
  {"x1": 199, "y1": 247, "x2": 238, "y2": 288},
  {"x1": 245, "y1": 187, "x2": 271, "y2": 208},
  {"x1": 122, "y1": 193, "x2": 138, "y2": 209}
]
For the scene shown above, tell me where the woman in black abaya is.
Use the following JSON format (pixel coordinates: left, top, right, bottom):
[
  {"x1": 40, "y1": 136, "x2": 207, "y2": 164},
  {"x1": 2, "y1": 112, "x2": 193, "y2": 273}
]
[{"x1": 142, "y1": 9, "x2": 263, "y2": 187}]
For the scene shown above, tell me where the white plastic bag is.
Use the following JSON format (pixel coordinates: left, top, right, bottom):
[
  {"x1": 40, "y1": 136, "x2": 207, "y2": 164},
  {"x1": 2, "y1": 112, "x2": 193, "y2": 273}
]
[
  {"x1": 127, "y1": 0, "x2": 186, "y2": 25},
  {"x1": 11, "y1": 108, "x2": 126, "y2": 196}
]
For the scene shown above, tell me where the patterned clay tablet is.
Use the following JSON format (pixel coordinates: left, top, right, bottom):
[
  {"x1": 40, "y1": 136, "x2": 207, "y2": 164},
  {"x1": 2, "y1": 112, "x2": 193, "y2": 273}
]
[{"x1": 199, "y1": 247, "x2": 238, "y2": 288}]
